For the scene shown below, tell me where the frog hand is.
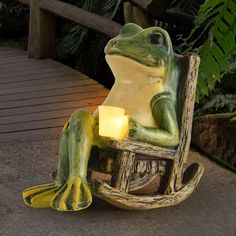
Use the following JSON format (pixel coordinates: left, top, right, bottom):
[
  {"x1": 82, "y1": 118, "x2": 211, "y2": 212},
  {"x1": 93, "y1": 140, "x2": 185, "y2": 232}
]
[
  {"x1": 128, "y1": 118, "x2": 143, "y2": 141},
  {"x1": 23, "y1": 182, "x2": 61, "y2": 208},
  {"x1": 51, "y1": 177, "x2": 92, "y2": 211}
]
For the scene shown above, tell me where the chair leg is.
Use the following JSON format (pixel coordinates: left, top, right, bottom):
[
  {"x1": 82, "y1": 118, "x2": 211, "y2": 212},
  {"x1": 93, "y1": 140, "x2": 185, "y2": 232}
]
[
  {"x1": 92, "y1": 152, "x2": 204, "y2": 210},
  {"x1": 112, "y1": 150, "x2": 135, "y2": 192},
  {"x1": 165, "y1": 164, "x2": 177, "y2": 194}
]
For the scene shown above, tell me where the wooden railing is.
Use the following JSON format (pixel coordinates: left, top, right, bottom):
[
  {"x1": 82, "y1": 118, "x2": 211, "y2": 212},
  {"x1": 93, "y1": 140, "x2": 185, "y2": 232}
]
[
  {"x1": 17, "y1": 0, "x2": 189, "y2": 60},
  {"x1": 18, "y1": 0, "x2": 122, "y2": 59}
]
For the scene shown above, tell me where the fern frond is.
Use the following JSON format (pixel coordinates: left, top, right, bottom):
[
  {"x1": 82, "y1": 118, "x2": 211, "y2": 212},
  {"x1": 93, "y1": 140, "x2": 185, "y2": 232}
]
[
  {"x1": 187, "y1": 0, "x2": 236, "y2": 101},
  {"x1": 85, "y1": 0, "x2": 121, "y2": 19},
  {"x1": 195, "y1": 93, "x2": 236, "y2": 115},
  {"x1": 57, "y1": 24, "x2": 88, "y2": 58}
]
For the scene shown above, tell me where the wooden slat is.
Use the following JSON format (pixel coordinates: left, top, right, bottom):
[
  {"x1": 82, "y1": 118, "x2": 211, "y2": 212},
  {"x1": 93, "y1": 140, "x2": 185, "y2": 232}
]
[
  {"x1": 0, "y1": 97, "x2": 105, "y2": 117},
  {"x1": 0, "y1": 84, "x2": 102, "y2": 101},
  {"x1": 0, "y1": 72, "x2": 80, "y2": 84},
  {"x1": 0, "y1": 48, "x2": 109, "y2": 141},
  {"x1": 0, "y1": 61, "x2": 62, "y2": 73},
  {"x1": 0, "y1": 117, "x2": 70, "y2": 133},
  {"x1": 0, "y1": 48, "x2": 25, "y2": 56},
  {"x1": 0, "y1": 101, "x2": 104, "y2": 125},
  {"x1": 0, "y1": 52, "x2": 25, "y2": 58},
  {"x1": 0, "y1": 54, "x2": 26, "y2": 60},
  {"x1": 0, "y1": 105, "x2": 99, "y2": 133},
  {"x1": 0, "y1": 59, "x2": 78, "y2": 77},
  {"x1": 0, "y1": 75, "x2": 94, "y2": 89},
  {"x1": 0, "y1": 58, "x2": 71, "y2": 71},
  {"x1": 0, "y1": 66, "x2": 72, "y2": 79},
  {"x1": 0, "y1": 90, "x2": 107, "y2": 109},
  {"x1": 0, "y1": 67, "x2": 87, "y2": 83},
  {"x1": 0, "y1": 106, "x2": 99, "y2": 134},
  {"x1": 0, "y1": 127, "x2": 62, "y2": 142},
  {"x1": 0, "y1": 78, "x2": 97, "y2": 94},
  {"x1": 0, "y1": 55, "x2": 32, "y2": 65},
  {"x1": 0, "y1": 58, "x2": 73, "y2": 72}
]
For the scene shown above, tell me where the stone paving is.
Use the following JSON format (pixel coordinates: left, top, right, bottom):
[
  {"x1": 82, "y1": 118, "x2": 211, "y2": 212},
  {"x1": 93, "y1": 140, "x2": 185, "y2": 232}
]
[{"x1": 0, "y1": 139, "x2": 235, "y2": 236}]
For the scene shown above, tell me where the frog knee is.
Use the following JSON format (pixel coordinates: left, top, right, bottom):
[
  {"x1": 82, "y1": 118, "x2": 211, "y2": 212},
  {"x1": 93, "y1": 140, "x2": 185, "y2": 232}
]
[
  {"x1": 70, "y1": 109, "x2": 94, "y2": 124},
  {"x1": 70, "y1": 109, "x2": 91, "y2": 120}
]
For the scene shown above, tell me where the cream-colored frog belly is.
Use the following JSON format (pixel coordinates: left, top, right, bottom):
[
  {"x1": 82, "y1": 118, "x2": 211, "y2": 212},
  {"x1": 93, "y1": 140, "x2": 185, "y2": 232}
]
[
  {"x1": 94, "y1": 55, "x2": 165, "y2": 127},
  {"x1": 102, "y1": 82, "x2": 159, "y2": 127}
]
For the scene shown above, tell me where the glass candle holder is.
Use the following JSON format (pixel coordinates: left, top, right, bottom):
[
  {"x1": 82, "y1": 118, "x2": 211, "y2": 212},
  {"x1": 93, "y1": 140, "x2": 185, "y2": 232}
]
[{"x1": 99, "y1": 106, "x2": 129, "y2": 140}]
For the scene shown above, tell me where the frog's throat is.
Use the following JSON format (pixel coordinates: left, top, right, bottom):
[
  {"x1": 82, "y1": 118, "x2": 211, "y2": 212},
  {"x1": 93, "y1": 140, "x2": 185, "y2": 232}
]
[{"x1": 105, "y1": 55, "x2": 165, "y2": 80}]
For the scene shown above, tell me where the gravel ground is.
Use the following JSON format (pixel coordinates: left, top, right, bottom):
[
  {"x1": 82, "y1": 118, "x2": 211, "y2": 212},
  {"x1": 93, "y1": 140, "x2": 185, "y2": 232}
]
[{"x1": 0, "y1": 139, "x2": 235, "y2": 236}]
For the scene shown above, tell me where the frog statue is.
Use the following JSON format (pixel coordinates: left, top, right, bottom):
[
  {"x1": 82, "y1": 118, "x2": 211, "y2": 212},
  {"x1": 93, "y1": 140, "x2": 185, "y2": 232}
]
[{"x1": 23, "y1": 23, "x2": 202, "y2": 211}]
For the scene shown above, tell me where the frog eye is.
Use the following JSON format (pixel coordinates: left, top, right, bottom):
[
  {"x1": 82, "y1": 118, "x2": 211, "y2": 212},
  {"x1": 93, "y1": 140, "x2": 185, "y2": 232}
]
[{"x1": 148, "y1": 33, "x2": 164, "y2": 45}]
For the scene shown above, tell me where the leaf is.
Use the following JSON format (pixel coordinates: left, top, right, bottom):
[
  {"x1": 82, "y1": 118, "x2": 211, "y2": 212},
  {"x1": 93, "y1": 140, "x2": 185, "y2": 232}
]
[
  {"x1": 57, "y1": 25, "x2": 88, "y2": 58},
  {"x1": 228, "y1": 0, "x2": 236, "y2": 12},
  {"x1": 185, "y1": 0, "x2": 236, "y2": 101}
]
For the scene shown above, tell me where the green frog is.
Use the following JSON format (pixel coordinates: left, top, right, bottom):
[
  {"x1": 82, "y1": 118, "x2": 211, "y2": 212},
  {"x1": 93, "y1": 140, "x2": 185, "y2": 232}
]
[{"x1": 23, "y1": 23, "x2": 180, "y2": 211}]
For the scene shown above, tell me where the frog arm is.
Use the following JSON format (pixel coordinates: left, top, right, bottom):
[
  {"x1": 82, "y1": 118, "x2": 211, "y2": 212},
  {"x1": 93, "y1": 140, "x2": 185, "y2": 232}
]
[{"x1": 128, "y1": 92, "x2": 179, "y2": 147}]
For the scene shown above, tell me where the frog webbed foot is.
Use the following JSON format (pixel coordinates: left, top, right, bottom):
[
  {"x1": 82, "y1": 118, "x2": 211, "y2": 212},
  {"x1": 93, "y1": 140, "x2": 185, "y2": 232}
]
[
  {"x1": 23, "y1": 182, "x2": 60, "y2": 208},
  {"x1": 51, "y1": 177, "x2": 92, "y2": 211}
]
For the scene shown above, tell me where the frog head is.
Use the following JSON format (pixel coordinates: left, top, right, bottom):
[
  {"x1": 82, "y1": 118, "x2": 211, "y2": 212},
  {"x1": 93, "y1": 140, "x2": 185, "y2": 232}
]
[{"x1": 105, "y1": 23, "x2": 174, "y2": 81}]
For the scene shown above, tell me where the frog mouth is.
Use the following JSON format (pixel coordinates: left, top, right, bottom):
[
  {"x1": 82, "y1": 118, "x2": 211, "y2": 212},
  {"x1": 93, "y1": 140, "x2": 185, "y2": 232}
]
[
  {"x1": 105, "y1": 54, "x2": 166, "y2": 78},
  {"x1": 106, "y1": 52, "x2": 165, "y2": 68}
]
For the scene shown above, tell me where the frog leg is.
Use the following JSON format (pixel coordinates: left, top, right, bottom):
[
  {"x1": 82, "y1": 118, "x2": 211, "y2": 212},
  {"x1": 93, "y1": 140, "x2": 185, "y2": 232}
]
[
  {"x1": 23, "y1": 122, "x2": 70, "y2": 208},
  {"x1": 128, "y1": 92, "x2": 179, "y2": 147},
  {"x1": 51, "y1": 110, "x2": 101, "y2": 211}
]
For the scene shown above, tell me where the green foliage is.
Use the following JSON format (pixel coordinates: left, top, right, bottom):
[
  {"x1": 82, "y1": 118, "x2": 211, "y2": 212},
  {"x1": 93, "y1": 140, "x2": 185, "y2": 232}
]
[
  {"x1": 0, "y1": 0, "x2": 13, "y2": 14},
  {"x1": 0, "y1": 0, "x2": 28, "y2": 17},
  {"x1": 195, "y1": 93, "x2": 236, "y2": 116},
  {"x1": 0, "y1": 39, "x2": 24, "y2": 49},
  {"x1": 57, "y1": 0, "x2": 121, "y2": 76},
  {"x1": 169, "y1": 0, "x2": 203, "y2": 16},
  {"x1": 185, "y1": 0, "x2": 236, "y2": 101},
  {"x1": 74, "y1": 33, "x2": 109, "y2": 75}
]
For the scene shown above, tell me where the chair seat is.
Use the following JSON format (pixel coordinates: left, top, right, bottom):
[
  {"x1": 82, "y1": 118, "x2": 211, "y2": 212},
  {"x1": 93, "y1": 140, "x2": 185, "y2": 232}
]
[{"x1": 109, "y1": 139, "x2": 177, "y2": 160}]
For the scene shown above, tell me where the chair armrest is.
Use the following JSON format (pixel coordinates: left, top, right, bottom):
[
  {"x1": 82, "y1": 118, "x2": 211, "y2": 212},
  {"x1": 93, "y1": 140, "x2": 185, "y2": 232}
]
[{"x1": 109, "y1": 140, "x2": 177, "y2": 159}]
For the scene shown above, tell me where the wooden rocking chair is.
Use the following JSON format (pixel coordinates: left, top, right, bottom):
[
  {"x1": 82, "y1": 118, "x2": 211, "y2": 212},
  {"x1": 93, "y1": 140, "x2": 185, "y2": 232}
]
[{"x1": 89, "y1": 53, "x2": 204, "y2": 210}]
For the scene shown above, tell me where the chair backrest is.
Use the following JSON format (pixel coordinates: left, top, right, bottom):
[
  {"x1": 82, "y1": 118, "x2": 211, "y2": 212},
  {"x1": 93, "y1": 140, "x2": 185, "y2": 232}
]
[
  {"x1": 175, "y1": 53, "x2": 200, "y2": 173},
  {"x1": 110, "y1": 53, "x2": 200, "y2": 160}
]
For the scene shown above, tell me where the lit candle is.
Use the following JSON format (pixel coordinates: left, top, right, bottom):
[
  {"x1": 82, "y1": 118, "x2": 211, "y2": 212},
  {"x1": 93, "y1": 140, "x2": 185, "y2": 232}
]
[{"x1": 99, "y1": 106, "x2": 129, "y2": 140}]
